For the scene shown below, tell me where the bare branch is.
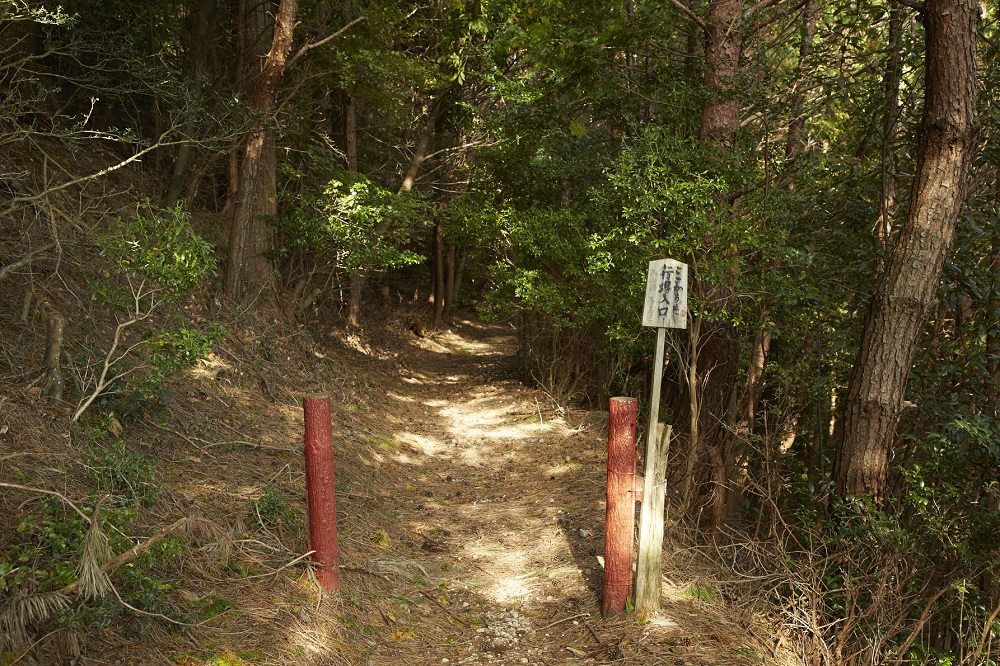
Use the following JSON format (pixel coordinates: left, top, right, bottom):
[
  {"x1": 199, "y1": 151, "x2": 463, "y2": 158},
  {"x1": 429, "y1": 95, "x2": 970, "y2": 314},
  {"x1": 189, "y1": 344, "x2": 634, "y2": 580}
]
[
  {"x1": 288, "y1": 16, "x2": 366, "y2": 69},
  {"x1": 0, "y1": 134, "x2": 188, "y2": 218},
  {"x1": 0, "y1": 483, "x2": 91, "y2": 522},
  {"x1": 71, "y1": 309, "x2": 153, "y2": 423},
  {"x1": 0, "y1": 45, "x2": 60, "y2": 73},
  {"x1": 743, "y1": 0, "x2": 787, "y2": 21},
  {"x1": 890, "y1": 585, "x2": 950, "y2": 661},
  {"x1": 0, "y1": 243, "x2": 56, "y2": 282},
  {"x1": 666, "y1": 0, "x2": 709, "y2": 32},
  {"x1": 57, "y1": 517, "x2": 189, "y2": 597}
]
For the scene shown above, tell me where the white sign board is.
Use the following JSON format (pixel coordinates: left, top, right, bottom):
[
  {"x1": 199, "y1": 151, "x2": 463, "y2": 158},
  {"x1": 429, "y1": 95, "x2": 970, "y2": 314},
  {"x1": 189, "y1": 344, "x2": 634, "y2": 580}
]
[{"x1": 641, "y1": 259, "x2": 688, "y2": 328}]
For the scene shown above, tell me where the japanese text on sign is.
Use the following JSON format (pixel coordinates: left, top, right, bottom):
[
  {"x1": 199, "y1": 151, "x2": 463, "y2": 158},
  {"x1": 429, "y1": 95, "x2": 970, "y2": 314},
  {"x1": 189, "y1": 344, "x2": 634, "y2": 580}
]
[{"x1": 641, "y1": 259, "x2": 688, "y2": 328}]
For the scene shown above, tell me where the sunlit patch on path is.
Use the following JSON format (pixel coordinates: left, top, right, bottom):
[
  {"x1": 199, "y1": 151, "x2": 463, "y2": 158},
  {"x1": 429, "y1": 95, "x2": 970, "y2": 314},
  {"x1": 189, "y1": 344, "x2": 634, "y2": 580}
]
[{"x1": 330, "y1": 319, "x2": 771, "y2": 666}]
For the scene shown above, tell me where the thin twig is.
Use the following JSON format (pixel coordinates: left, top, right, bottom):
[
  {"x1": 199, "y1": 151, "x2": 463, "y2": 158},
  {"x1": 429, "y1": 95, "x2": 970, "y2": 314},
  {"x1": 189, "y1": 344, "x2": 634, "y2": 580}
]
[
  {"x1": 891, "y1": 585, "x2": 949, "y2": 662},
  {"x1": 239, "y1": 551, "x2": 315, "y2": 580},
  {"x1": 538, "y1": 612, "x2": 590, "y2": 632},
  {"x1": 72, "y1": 303, "x2": 155, "y2": 422},
  {"x1": 0, "y1": 482, "x2": 90, "y2": 521},
  {"x1": 4, "y1": 628, "x2": 63, "y2": 666},
  {"x1": 583, "y1": 620, "x2": 603, "y2": 645},
  {"x1": 0, "y1": 243, "x2": 56, "y2": 281},
  {"x1": 418, "y1": 590, "x2": 471, "y2": 627},
  {"x1": 107, "y1": 577, "x2": 224, "y2": 627},
  {"x1": 964, "y1": 593, "x2": 1000, "y2": 666},
  {"x1": 288, "y1": 16, "x2": 366, "y2": 68},
  {"x1": 666, "y1": 0, "x2": 709, "y2": 31},
  {"x1": 0, "y1": 135, "x2": 187, "y2": 217}
]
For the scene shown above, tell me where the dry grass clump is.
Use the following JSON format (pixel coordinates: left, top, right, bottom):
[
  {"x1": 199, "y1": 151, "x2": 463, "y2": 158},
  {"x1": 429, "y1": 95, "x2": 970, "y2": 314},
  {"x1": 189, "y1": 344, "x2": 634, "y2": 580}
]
[
  {"x1": 75, "y1": 506, "x2": 113, "y2": 600},
  {"x1": 0, "y1": 592, "x2": 72, "y2": 654}
]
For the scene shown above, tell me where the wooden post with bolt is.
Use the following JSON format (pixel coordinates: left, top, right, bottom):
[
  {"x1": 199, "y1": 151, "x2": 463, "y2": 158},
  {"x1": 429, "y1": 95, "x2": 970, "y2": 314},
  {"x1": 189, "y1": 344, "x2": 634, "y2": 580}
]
[
  {"x1": 303, "y1": 394, "x2": 340, "y2": 593},
  {"x1": 604, "y1": 396, "x2": 638, "y2": 615}
]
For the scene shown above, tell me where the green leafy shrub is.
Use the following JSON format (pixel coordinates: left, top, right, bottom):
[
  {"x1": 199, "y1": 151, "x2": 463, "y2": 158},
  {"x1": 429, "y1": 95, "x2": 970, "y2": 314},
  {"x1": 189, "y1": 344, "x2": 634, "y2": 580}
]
[
  {"x1": 83, "y1": 441, "x2": 158, "y2": 507},
  {"x1": 0, "y1": 496, "x2": 186, "y2": 657},
  {"x1": 73, "y1": 203, "x2": 222, "y2": 422},
  {"x1": 249, "y1": 486, "x2": 300, "y2": 531},
  {"x1": 112, "y1": 319, "x2": 227, "y2": 417},
  {"x1": 98, "y1": 202, "x2": 216, "y2": 298},
  {"x1": 277, "y1": 174, "x2": 424, "y2": 276}
]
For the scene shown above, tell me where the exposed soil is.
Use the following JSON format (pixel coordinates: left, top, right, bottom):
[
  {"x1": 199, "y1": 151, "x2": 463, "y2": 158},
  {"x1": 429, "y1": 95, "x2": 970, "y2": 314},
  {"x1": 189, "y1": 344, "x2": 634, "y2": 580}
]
[{"x1": 1, "y1": 309, "x2": 787, "y2": 665}]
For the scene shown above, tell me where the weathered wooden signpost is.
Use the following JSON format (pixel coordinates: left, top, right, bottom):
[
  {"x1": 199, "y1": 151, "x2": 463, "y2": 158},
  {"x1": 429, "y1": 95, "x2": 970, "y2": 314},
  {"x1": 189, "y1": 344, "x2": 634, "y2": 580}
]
[{"x1": 635, "y1": 258, "x2": 687, "y2": 612}]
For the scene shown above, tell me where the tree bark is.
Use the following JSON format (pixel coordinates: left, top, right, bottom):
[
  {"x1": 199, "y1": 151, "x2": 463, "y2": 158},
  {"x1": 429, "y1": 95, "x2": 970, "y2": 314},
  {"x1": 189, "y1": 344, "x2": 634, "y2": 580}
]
[
  {"x1": 432, "y1": 218, "x2": 445, "y2": 328},
  {"x1": 701, "y1": 332, "x2": 739, "y2": 537},
  {"x1": 836, "y1": 0, "x2": 978, "y2": 498},
  {"x1": 878, "y1": 0, "x2": 903, "y2": 247},
  {"x1": 165, "y1": 0, "x2": 214, "y2": 207},
  {"x1": 681, "y1": 316, "x2": 702, "y2": 511},
  {"x1": 697, "y1": 0, "x2": 745, "y2": 142},
  {"x1": 443, "y1": 244, "x2": 456, "y2": 323},
  {"x1": 990, "y1": 190, "x2": 1000, "y2": 419},
  {"x1": 681, "y1": 0, "x2": 745, "y2": 527},
  {"x1": 452, "y1": 248, "x2": 467, "y2": 308},
  {"x1": 784, "y1": 0, "x2": 817, "y2": 168},
  {"x1": 344, "y1": 90, "x2": 442, "y2": 325},
  {"x1": 398, "y1": 94, "x2": 444, "y2": 195},
  {"x1": 344, "y1": 84, "x2": 363, "y2": 327},
  {"x1": 223, "y1": 0, "x2": 297, "y2": 304}
]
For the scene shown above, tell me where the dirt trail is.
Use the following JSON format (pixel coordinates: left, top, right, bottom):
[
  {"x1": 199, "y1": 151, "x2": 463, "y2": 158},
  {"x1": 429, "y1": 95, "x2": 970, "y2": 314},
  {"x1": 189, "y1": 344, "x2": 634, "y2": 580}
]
[
  {"x1": 363, "y1": 320, "x2": 610, "y2": 664},
  {"x1": 310, "y1": 319, "x2": 770, "y2": 666}
]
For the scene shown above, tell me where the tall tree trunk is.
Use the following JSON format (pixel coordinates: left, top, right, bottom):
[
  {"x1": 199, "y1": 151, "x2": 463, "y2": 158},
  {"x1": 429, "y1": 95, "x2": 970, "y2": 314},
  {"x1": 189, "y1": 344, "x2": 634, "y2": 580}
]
[
  {"x1": 399, "y1": 95, "x2": 443, "y2": 320},
  {"x1": 784, "y1": 0, "x2": 817, "y2": 168},
  {"x1": 698, "y1": 0, "x2": 745, "y2": 143},
  {"x1": 222, "y1": 147, "x2": 239, "y2": 216},
  {"x1": 878, "y1": 0, "x2": 904, "y2": 247},
  {"x1": 702, "y1": 331, "x2": 739, "y2": 537},
  {"x1": 165, "y1": 0, "x2": 214, "y2": 207},
  {"x1": 684, "y1": 0, "x2": 745, "y2": 532},
  {"x1": 452, "y1": 248, "x2": 467, "y2": 308},
  {"x1": 836, "y1": 0, "x2": 978, "y2": 498},
  {"x1": 432, "y1": 218, "x2": 445, "y2": 328},
  {"x1": 681, "y1": 316, "x2": 702, "y2": 511},
  {"x1": 223, "y1": 0, "x2": 297, "y2": 304},
  {"x1": 991, "y1": 198, "x2": 1000, "y2": 418},
  {"x1": 344, "y1": 91, "x2": 442, "y2": 325},
  {"x1": 744, "y1": 0, "x2": 816, "y2": 429},
  {"x1": 736, "y1": 0, "x2": 816, "y2": 512},
  {"x1": 443, "y1": 244, "x2": 456, "y2": 323},
  {"x1": 344, "y1": 85, "x2": 363, "y2": 327},
  {"x1": 398, "y1": 94, "x2": 444, "y2": 196}
]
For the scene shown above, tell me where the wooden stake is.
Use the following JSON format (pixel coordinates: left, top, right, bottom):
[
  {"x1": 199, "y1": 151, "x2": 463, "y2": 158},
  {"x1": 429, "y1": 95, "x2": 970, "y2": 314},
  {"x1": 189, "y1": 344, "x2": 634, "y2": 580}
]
[
  {"x1": 303, "y1": 395, "x2": 340, "y2": 593},
  {"x1": 636, "y1": 423, "x2": 671, "y2": 612},
  {"x1": 603, "y1": 396, "x2": 637, "y2": 615}
]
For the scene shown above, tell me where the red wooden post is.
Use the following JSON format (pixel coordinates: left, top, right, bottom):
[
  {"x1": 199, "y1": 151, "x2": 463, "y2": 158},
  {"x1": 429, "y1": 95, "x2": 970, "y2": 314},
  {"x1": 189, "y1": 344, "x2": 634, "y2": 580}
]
[
  {"x1": 604, "y1": 396, "x2": 637, "y2": 614},
  {"x1": 303, "y1": 394, "x2": 340, "y2": 593}
]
